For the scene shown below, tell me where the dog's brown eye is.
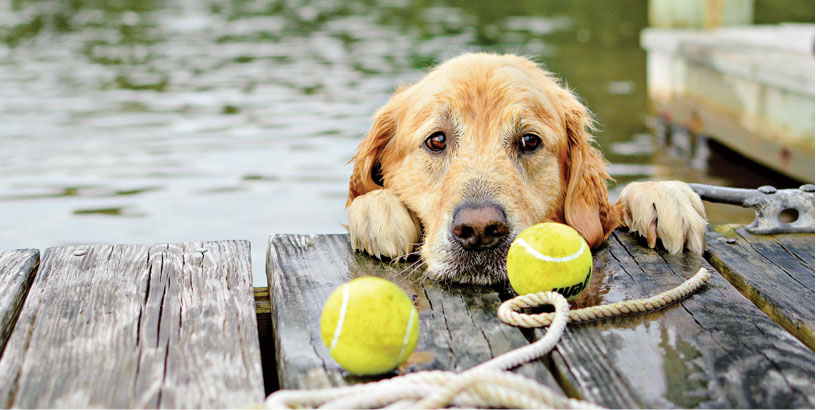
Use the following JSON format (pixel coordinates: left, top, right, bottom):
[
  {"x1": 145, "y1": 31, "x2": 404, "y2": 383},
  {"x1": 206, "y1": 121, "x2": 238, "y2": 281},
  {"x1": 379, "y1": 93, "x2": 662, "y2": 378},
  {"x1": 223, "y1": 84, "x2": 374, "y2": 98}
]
[
  {"x1": 424, "y1": 132, "x2": 446, "y2": 152},
  {"x1": 519, "y1": 134, "x2": 541, "y2": 153}
]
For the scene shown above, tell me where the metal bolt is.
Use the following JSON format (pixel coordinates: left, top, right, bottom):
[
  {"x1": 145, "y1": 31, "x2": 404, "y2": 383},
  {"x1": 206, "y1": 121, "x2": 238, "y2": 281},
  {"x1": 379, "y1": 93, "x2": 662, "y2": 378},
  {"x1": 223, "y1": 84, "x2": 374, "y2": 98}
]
[
  {"x1": 758, "y1": 185, "x2": 777, "y2": 194},
  {"x1": 726, "y1": 238, "x2": 737, "y2": 244},
  {"x1": 800, "y1": 184, "x2": 815, "y2": 193},
  {"x1": 73, "y1": 249, "x2": 87, "y2": 256}
]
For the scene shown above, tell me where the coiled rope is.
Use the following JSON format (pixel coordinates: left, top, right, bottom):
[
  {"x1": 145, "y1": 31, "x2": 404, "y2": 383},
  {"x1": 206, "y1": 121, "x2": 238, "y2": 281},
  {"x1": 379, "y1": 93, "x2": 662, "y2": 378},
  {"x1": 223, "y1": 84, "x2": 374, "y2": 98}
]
[{"x1": 265, "y1": 267, "x2": 711, "y2": 409}]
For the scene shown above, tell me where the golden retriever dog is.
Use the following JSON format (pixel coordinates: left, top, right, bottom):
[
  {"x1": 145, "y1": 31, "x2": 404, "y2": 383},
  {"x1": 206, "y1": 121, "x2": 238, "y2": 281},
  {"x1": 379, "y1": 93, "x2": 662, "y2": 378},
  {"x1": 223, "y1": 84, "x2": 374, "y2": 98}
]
[{"x1": 346, "y1": 53, "x2": 706, "y2": 284}]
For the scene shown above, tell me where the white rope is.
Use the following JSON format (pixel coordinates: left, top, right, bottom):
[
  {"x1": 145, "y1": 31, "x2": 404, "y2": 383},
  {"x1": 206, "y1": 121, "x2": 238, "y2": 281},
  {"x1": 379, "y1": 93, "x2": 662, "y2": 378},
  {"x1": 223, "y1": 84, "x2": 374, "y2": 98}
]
[
  {"x1": 498, "y1": 267, "x2": 711, "y2": 327},
  {"x1": 265, "y1": 267, "x2": 711, "y2": 409}
]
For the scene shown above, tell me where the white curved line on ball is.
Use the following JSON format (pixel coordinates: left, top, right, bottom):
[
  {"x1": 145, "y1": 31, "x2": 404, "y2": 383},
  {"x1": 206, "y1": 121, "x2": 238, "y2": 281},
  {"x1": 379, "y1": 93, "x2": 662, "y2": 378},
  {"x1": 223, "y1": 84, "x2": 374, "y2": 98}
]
[
  {"x1": 329, "y1": 284, "x2": 350, "y2": 352},
  {"x1": 516, "y1": 238, "x2": 586, "y2": 262},
  {"x1": 397, "y1": 307, "x2": 416, "y2": 362}
]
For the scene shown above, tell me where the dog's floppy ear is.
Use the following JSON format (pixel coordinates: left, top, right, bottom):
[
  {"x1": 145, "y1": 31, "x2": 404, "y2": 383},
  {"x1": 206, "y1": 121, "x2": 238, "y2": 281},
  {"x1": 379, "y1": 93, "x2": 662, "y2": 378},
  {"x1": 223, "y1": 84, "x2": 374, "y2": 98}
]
[
  {"x1": 562, "y1": 98, "x2": 620, "y2": 248},
  {"x1": 347, "y1": 104, "x2": 395, "y2": 207}
]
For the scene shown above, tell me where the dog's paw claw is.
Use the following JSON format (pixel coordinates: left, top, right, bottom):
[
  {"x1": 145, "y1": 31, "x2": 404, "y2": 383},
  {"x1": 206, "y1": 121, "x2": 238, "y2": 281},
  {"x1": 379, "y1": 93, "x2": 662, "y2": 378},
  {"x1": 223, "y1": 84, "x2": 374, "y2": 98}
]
[{"x1": 620, "y1": 181, "x2": 706, "y2": 254}]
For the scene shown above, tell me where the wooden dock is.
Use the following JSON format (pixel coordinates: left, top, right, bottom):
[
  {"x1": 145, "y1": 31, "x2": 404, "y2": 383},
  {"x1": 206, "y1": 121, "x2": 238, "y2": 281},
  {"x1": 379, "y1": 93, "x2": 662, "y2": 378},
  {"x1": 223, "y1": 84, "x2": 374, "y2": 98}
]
[
  {"x1": 641, "y1": 24, "x2": 815, "y2": 183},
  {"x1": 0, "y1": 242, "x2": 264, "y2": 408},
  {"x1": 0, "y1": 226, "x2": 813, "y2": 408}
]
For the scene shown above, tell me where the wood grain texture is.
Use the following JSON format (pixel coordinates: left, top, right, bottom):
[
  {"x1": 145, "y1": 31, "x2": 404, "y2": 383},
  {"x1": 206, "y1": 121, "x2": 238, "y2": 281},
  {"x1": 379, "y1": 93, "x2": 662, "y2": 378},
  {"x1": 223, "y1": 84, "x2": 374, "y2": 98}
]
[
  {"x1": 266, "y1": 234, "x2": 561, "y2": 391},
  {"x1": 0, "y1": 241, "x2": 264, "y2": 408},
  {"x1": 0, "y1": 249, "x2": 39, "y2": 357},
  {"x1": 543, "y1": 230, "x2": 814, "y2": 408},
  {"x1": 706, "y1": 225, "x2": 815, "y2": 350}
]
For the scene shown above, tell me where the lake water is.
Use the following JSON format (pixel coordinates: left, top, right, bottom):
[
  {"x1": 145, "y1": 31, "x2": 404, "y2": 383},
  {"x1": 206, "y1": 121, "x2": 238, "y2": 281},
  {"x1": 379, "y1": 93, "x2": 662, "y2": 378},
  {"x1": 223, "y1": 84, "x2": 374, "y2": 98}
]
[{"x1": 0, "y1": 0, "x2": 807, "y2": 285}]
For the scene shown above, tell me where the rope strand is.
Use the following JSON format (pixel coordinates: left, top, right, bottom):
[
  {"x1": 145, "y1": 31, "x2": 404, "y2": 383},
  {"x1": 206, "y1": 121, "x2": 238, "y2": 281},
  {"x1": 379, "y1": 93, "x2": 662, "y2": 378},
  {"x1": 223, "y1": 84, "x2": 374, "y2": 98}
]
[
  {"x1": 265, "y1": 267, "x2": 711, "y2": 409},
  {"x1": 498, "y1": 267, "x2": 711, "y2": 327}
]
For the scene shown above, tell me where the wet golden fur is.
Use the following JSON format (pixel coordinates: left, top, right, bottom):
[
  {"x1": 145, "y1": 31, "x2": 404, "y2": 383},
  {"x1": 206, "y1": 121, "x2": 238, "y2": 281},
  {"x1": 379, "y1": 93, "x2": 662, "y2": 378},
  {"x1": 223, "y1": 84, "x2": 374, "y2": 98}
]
[{"x1": 347, "y1": 53, "x2": 706, "y2": 284}]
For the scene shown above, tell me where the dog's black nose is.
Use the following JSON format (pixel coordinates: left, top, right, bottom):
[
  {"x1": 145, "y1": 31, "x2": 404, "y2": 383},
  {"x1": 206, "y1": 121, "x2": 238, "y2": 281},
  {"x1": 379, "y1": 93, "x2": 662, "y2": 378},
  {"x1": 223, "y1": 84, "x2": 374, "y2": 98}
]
[{"x1": 451, "y1": 203, "x2": 509, "y2": 250}]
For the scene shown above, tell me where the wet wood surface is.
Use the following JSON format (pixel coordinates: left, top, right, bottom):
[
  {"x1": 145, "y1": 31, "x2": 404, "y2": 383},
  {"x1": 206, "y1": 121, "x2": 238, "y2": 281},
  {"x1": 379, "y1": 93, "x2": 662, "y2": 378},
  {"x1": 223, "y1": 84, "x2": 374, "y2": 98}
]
[
  {"x1": 270, "y1": 231, "x2": 814, "y2": 409},
  {"x1": 0, "y1": 249, "x2": 39, "y2": 356},
  {"x1": 266, "y1": 234, "x2": 560, "y2": 391},
  {"x1": 0, "y1": 241, "x2": 264, "y2": 408},
  {"x1": 544, "y1": 230, "x2": 814, "y2": 408},
  {"x1": 705, "y1": 225, "x2": 814, "y2": 350},
  {"x1": 2, "y1": 227, "x2": 811, "y2": 407}
]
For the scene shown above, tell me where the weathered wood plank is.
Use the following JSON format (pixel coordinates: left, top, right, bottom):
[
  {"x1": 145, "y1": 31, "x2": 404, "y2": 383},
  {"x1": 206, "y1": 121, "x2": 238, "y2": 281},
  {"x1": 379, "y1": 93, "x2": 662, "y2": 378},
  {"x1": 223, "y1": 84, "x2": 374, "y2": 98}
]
[
  {"x1": 0, "y1": 241, "x2": 264, "y2": 408},
  {"x1": 0, "y1": 249, "x2": 39, "y2": 357},
  {"x1": 770, "y1": 231, "x2": 815, "y2": 261},
  {"x1": 267, "y1": 234, "x2": 560, "y2": 391},
  {"x1": 705, "y1": 225, "x2": 815, "y2": 350},
  {"x1": 544, "y1": 230, "x2": 814, "y2": 408}
]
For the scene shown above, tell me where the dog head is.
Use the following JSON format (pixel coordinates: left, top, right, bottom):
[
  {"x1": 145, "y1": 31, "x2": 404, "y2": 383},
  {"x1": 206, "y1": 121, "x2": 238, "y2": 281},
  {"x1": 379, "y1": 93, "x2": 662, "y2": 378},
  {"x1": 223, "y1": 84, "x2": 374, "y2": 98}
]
[{"x1": 348, "y1": 53, "x2": 618, "y2": 284}]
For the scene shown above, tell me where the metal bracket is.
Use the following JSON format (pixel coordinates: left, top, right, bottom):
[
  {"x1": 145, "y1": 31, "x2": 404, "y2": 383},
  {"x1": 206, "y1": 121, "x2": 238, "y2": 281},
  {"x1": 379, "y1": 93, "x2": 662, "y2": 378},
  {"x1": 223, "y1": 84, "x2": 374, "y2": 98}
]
[{"x1": 689, "y1": 183, "x2": 815, "y2": 234}]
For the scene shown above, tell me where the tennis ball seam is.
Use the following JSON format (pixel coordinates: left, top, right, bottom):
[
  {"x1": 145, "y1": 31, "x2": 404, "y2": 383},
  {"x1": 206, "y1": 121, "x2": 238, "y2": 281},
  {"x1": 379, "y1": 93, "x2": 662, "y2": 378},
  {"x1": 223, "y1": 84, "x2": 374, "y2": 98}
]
[
  {"x1": 516, "y1": 237, "x2": 587, "y2": 262},
  {"x1": 328, "y1": 284, "x2": 350, "y2": 352},
  {"x1": 397, "y1": 308, "x2": 416, "y2": 363}
]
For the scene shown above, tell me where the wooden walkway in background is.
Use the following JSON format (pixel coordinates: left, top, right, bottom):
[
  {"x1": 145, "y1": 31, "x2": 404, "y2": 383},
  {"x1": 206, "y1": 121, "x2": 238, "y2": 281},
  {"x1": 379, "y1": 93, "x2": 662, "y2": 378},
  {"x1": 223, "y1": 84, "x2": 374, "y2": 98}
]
[
  {"x1": 0, "y1": 226, "x2": 813, "y2": 408},
  {"x1": 642, "y1": 24, "x2": 815, "y2": 183}
]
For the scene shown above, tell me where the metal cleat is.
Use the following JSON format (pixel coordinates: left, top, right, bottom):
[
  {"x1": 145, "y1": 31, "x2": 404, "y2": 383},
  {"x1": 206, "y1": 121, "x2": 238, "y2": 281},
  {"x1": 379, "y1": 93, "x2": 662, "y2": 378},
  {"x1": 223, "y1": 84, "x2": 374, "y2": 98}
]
[{"x1": 689, "y1": 183, "x2": 815, "y2": 234}]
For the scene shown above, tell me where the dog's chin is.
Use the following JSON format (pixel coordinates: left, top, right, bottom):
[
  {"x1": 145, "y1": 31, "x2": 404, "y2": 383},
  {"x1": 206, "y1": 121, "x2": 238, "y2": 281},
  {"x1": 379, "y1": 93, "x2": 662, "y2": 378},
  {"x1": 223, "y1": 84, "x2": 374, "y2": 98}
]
[{"x1": 424, "y1": 239, "x2": 512, "y2": 285}]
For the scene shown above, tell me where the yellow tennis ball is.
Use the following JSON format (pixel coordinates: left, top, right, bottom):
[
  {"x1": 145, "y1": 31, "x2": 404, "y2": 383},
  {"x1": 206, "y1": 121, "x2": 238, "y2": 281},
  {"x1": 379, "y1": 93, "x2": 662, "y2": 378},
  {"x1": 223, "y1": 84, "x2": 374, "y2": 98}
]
[
  {"x1": 506, "y1": 222, "x2": 593, "y2": 300},
  {"x1": 320, "y1": 277, "x2": 419, "y2": 375}
]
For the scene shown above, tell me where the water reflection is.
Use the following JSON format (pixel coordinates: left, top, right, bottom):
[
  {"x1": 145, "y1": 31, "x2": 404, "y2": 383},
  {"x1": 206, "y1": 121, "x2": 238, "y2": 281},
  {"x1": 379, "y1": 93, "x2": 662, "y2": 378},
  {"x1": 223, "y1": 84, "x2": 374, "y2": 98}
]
[{"x1": 0, "y1": 0, "x2": 803, "y2": 284}]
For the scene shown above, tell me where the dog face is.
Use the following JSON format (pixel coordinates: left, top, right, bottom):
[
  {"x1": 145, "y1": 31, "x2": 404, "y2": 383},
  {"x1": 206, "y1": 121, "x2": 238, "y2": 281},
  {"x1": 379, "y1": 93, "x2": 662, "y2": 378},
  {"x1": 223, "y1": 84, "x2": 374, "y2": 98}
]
[{"x1": 348, "y1": 53, "x2": 618, "y2": 284}]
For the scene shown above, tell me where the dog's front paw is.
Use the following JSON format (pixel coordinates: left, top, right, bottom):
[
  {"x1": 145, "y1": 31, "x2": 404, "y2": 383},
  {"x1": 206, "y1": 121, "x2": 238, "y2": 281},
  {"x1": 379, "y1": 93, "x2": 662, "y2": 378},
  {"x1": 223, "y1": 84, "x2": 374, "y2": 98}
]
[
  {"x1": 347, "y1": 189, "x2": 421, "y2": 259},
  {"x1": 619, "y1": 181, "x2": 707, "y2": 254}
]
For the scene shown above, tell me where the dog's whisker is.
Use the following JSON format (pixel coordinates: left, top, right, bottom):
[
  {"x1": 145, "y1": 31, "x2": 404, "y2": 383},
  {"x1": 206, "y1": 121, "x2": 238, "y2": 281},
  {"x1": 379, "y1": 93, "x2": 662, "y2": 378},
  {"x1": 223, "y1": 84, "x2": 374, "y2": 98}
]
[
  {"x1": 418, "y1": 267, "x2": 435, "y2": 284},
  {"x1": 408, "y1": 262, "x2": 427, "y2": 280},
  {"x1": 397, "y1": 258, "x2": 423, "y2": 277}
]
